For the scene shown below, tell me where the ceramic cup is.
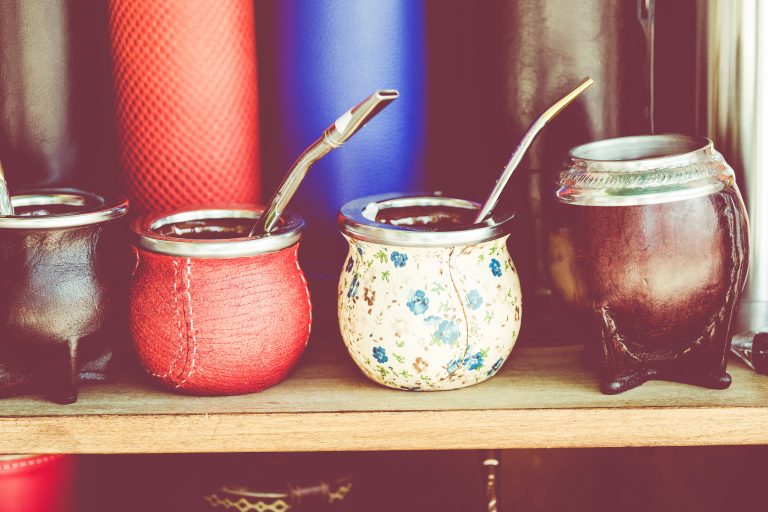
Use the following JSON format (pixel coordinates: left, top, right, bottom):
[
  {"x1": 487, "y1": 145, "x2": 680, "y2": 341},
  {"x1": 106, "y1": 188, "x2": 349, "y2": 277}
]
[
  {"x1": 130, "y1": 206, "x2": 311, "y2": 395},
  {"x1": 337, "y1": 193, "x2": 521, "y2": 390}
]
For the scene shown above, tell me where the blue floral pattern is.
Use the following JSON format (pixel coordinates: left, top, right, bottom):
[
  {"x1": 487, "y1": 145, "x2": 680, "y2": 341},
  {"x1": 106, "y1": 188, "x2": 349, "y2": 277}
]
[
  {"x1": 347, "y1": 274, "x2": 359, "y2": 298},
  {"x1": 338, "y1": 237, "x2": 521, "y2": 391},
  {"x1": 406, "y1": 290, "x2": 429, "y2": 315},
  {"x1": 487, "y1": 357, "x2": 504, "y2": 376},
  {"x1": 390, "y1": 251, "x2": 408, "y2": 268},
  {"x1": 373, "y1": 346, "x2": 388, "y2": 363},
  {"x1": 466, "y1": 290, "x2": 483, "y2": 310},
  {"x1": 489, "y1": 258, "x2": 502, "y2": 277},
  {"x1": 434, "y1": 320, "x2": 459, "y2": 345},
  {"x1": 467, "y1": 352, "x2": 485, "y2": 370},
  {"x1": 446, "y1": 350, "x2": 486, "y2": 374}
]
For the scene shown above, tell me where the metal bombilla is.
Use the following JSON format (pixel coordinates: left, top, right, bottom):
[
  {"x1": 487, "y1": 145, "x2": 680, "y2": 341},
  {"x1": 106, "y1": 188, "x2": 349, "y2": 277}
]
[
  {"x1": 250, "y1": 89, "x2": 400, "y2": 237},
  {"x1": 474, "y1": 77, "x2": 594, "y2": 223},
  {"x1": 0, "y1": 161, "x2": 14, "y2": 216}
]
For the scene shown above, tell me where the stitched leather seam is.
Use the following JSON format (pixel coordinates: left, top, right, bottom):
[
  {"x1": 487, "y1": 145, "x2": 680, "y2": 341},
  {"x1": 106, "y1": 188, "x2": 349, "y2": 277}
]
[
  {"x1": 295, "y1": 245, "x2": 312, "y2": 344},
  {"x1": 148, "y1": 258, "x2": 186, "y2": 381},
  {"x1": 0, "y1": 455, "x2": 64, "y2": 472},
  {"x1": 170, "y1": 259, "x2": 186, "y2": 379},
  {"x1": 176, "y1": 257, "x2": 198, "y2": 388}
]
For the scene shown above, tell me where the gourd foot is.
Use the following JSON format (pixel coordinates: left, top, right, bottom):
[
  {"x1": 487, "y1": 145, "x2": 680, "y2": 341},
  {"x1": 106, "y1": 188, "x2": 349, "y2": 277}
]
[
  {"x1": 46, "y1": 337, "x2": 79, "y2": 405},
  {"x1": 600, "y1": 369, "x2": 655, "y2": 395}
]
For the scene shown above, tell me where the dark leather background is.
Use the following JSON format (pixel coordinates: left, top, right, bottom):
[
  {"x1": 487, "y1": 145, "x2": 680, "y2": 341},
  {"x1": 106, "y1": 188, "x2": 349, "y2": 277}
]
[{"x1": 0, "y1": 0, "x2": 118, "y2": 194}]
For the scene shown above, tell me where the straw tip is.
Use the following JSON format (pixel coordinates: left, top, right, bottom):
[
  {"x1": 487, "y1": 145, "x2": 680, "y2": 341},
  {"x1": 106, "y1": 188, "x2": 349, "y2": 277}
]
[{"x1": 375, "y1": 89, "x2": 400, "y2": 99}]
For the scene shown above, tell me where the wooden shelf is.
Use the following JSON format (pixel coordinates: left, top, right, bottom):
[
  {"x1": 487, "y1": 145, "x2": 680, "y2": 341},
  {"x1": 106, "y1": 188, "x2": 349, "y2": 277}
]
[{"x1": 2, "y1": 341, "x2": 767, "y2": 454}]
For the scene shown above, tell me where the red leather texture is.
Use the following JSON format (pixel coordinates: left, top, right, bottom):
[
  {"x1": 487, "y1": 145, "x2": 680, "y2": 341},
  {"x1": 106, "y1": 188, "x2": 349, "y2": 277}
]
[
  {"x1": 0, "y1": 455, "x2": 76, "y2": 512},
  {"x1": 130, "y1": 245, "x2": 312, "y2": 395},
  {"x1": 108, "y1": 0, "x2": 260, "y2": 215}
]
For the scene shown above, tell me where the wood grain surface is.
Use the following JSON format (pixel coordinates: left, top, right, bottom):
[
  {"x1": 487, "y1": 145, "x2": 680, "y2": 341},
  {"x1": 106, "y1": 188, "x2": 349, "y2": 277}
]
[{"x1": 1, "y1": 342, "x2": 766, "y2": 453}]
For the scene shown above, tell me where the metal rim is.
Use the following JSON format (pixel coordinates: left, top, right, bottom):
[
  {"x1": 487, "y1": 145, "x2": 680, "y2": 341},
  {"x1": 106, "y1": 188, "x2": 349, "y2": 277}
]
[
  {"x1": 338, "y1": 193, "x2": 513, "y2": 247},
  {"x1": 568, "y1": 134, "x2": 713, "y2": 169},
  {"x1": 132, "y1": 206, "x2": 304, "y2": 258},
  {"x1": 559, "y1": 134, "x2": 732, "y2": 206},
  {"x1": 0, "y1": 189, "x2": 128, "y2": 229}
]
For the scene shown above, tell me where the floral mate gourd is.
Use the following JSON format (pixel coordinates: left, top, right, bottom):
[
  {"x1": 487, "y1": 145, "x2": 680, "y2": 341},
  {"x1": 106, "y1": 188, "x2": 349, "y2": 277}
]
[{"x1": 338, "y1": 194, "x2": 521, "y2": 390}]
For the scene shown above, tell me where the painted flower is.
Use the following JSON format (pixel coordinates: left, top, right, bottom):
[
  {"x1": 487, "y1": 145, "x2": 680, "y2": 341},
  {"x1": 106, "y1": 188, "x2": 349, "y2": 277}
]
[
  {"x1": 435, "y1": 320, "x2": 459, "y2": 345},
  {"x1": 373, "y1": 346, "x2": 388, "y2": 363},
  {"x1": 345, "y1": 257, "x2": 354, "y2": 273},
  {"x1": 413, "y1": 357, "x2": 429, "y2": 373},
  {"x1": 390, "y1": 251, "x2": 408, "y2": 268},
  {"x1": 487, "y1": 357, "x2": 504, "y2": 376},
  {"x1": 406, "y1": 290, "x2": 429, "y2": 315},
  {"x1": 347, "y1": 274, "x2": 359, "y2": 298},
  {"x1": 466, "y1": 289, "x2": 483, "y2": 310},
  {"x1": 489, "y1": 258, "x2": 502, "y2": 277},
  {"x1": 364, "y1": 287, "x2": 376, "y2": 306},
  {"x1": 467, "y1": 351, "x2": 485, "y2": 371},
  {"x1": 357, "y1": 246, "x2": 363, "y2": 256}
]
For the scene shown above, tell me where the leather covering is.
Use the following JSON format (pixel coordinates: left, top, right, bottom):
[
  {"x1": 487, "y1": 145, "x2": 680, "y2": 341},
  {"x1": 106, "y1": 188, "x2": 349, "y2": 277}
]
[
  {"x1": 0, "y1": 200, "x2": 129, "y2": 404},
  {"x1": 130, "y1": 244, "x2": 311, "y2": 395}
]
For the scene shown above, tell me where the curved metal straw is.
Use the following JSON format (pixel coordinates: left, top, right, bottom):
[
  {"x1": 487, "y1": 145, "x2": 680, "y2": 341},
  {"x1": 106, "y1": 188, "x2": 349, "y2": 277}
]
[
  {"x1": 250, "y1": 89, "x2": 400, "y2": 237},
  {"x1": 0, "y1": 161, "x2": 14, "y2": 216},
  {"x1": 474, "y1": 77, "x2": 594, "y2": 223}
]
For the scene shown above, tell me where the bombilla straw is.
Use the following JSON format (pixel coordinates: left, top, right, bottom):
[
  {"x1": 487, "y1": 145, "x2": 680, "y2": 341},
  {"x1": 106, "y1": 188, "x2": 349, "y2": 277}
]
[
  {"x1": 474, "y1": 76, "x2": 594, "y2": 223},
  {"x1": 0, "y1": 161, "x2": 14, "y2": 216},
  {"x1": 250, "y1": 89, "x2": 400, "y2": 237}
]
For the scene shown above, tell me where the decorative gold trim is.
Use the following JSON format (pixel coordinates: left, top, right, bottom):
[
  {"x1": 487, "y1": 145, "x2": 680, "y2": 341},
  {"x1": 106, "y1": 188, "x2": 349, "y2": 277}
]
[
  {"x1": 204, "y1": 493, "x2": 291, "y2": 512},
  {"x1": 204, "y1": 476, "x2": 353, "y2": 510},
  {"x1": 328, "y1": 481, "x2": 353, "y2": 503}
]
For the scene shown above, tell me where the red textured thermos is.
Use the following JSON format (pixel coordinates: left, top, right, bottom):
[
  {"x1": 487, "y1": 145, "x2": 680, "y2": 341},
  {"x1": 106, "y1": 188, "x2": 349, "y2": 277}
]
[
  {"x1": 129, "y1": 207, "x2": 311, "y2": 395},
  {"x1": 108, "y1": 0, "x2": 260, "y2": 214},
  {"x1": 0, "y1": 455, "x2": 76, "y2": 512}
]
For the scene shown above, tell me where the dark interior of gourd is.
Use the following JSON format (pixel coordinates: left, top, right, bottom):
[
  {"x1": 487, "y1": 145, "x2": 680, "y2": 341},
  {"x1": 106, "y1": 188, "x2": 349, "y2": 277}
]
[
  {"x1": 373, "y1": 205, "x2": 476, "y2": 228},
  {"x1": 15, "y1": 204, "x2": 90, "y2": 216},
  {"x1": 13, "y1": 195, "x2": 102, "y2": 217},
  {"x1": 154, "y1": 218, "x2": 255, "y2": 240}
]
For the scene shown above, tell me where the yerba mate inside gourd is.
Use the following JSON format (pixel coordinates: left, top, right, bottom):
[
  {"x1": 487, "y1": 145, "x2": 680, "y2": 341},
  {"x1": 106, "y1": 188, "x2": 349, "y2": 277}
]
[
  {"x1": 153, "y1": 217, "x2": 292, "y2": 240},
  {"x1": 13, "y1": 193, "x2": 103, "y2": 217},
  {"x1": 154, "y1": 218, "x2": 254, "y2": 240},
  {"x1": 367, "y1": 204, "x2": 476, "y2": 229}
]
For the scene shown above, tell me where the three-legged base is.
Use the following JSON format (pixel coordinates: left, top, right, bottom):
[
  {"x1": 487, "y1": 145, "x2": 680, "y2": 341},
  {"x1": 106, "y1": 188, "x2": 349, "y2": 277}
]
[{"x1": 600, "y1": 367, "x2": 732, "y2": 395}]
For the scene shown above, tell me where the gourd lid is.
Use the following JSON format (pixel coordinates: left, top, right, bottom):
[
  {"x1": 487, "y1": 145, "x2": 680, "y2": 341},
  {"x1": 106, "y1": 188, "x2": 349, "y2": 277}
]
[{"x1": 557, "y1": 134, "x2": 735, "y2": 206}]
